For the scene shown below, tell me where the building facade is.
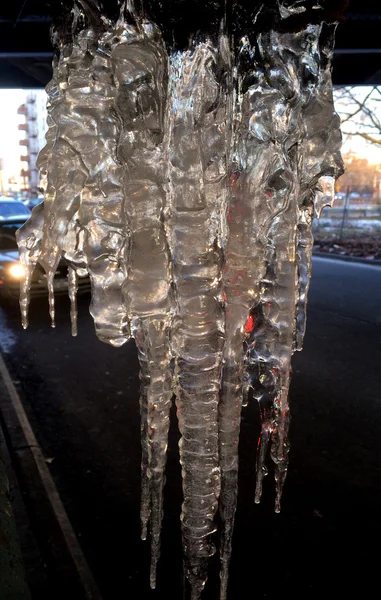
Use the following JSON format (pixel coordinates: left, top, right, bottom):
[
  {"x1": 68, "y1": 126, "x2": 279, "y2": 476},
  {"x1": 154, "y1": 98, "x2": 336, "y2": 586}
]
[{"x1": 17, "y1": 91, "x2": 47, "y2": 196}]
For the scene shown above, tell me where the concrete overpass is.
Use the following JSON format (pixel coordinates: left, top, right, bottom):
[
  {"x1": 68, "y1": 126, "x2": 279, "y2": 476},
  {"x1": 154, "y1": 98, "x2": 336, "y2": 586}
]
[{"x1": 0, "y1": 1, "x2": 380, "y2": 87}]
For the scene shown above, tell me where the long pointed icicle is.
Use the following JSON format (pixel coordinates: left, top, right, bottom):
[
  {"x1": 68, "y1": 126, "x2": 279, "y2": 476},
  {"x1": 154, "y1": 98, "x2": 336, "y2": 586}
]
[
  {"x1": 246, "y1": 27, "x2": 315, "y2": 511},
  {"x1": 19, "y1": 264, "x2": 34, "y2": 330},
  {"x1": 133, "y1": 318, "x2": 172, "y2": 586},
  {"x1": 47, "y1": 272, "x2": 56, "y2": 328},
  {"x1": 250, "y1": 22, "x2": 344, "y2": 511},
  {"x1": 219, "y1": 35, "x2": 269, "y2": 595},
  {"x1": 111, "y1": 15, "x2": 173, "y2": 584},
  {"x1": 136, "y1": 330, "x2": 150, "y2": 541},
  {"x1": 167, "y1": 42, "x2": 226, "y2": 599},
  {"x1": 68, "y1": 267, "x2": 78, "y2": 337}
]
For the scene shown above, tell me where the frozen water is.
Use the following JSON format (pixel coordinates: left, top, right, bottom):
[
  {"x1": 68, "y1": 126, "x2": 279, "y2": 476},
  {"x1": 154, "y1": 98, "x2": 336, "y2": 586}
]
[{"x1": 16, "y1": 1, "x2": 344, "y2": 598}]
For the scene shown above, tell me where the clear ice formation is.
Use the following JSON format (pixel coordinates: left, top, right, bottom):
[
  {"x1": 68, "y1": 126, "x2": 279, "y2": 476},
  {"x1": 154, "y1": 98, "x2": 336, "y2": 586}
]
[{"x1": 16, "y1": 1, "x2": 344, "y2": 598}]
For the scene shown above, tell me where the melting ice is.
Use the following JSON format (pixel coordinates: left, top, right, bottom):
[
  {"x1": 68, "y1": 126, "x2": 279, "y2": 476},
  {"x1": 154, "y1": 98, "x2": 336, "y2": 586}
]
[{"x1": 16, "y1": 1, "x2": 344, "y2": 598}]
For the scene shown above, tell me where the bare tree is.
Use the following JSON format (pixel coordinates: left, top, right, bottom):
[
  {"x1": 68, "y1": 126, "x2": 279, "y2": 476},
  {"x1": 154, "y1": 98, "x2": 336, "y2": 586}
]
[{"x1": 334, "y1": 86, "x2": 381, "y2": 146}]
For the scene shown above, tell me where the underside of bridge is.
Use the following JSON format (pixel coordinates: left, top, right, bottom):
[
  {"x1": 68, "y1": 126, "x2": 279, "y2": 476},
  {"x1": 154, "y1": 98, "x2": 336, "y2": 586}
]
[{"x1": 0, "y1": 0, "x2": 379, "y2": 87}]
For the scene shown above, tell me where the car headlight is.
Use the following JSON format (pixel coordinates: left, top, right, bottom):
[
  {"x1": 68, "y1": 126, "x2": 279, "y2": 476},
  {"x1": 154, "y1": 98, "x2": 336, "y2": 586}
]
[{"x1": 9, "y1": 264, "x2": 26, "y2": 279}]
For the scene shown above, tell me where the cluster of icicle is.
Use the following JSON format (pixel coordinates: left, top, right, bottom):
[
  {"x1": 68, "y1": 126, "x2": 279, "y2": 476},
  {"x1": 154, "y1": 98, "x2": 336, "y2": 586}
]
[{"x1": 16, "y1": 1, "x2": 344, "y2": 598}]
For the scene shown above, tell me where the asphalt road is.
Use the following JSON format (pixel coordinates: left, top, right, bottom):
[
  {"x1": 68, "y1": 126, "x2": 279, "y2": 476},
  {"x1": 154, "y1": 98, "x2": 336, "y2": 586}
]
[{"x1": 0, "y1": 256, "x2": 380, "y2": 600}]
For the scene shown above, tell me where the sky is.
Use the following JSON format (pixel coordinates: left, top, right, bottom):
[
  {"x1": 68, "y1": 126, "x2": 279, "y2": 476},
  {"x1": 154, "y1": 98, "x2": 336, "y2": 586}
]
[
  {"x1": 341, "y1": 131, "x2": 381, "y2": 164},
  {"x1": 342, "y1": 137, "x2": 381, "y2": 163},
  {"x1": 0, "y1": 86, "x2": 380, "y2": 190}
]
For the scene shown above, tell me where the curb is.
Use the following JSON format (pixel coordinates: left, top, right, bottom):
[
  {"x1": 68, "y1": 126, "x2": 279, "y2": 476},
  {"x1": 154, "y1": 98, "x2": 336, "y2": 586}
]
[{"x1": 313, "y1": 251, "x2": 381, "y2": 266}]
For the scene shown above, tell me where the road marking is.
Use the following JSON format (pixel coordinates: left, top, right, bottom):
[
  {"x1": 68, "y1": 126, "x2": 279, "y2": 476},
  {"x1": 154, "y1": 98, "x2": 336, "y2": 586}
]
[{"x1": 0, "y1": 352, "x2": 103, "y2": 600}]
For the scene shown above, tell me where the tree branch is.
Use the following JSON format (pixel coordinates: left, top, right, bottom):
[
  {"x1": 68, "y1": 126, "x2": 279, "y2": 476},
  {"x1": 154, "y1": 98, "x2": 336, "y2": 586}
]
[
  {"x1": 334, "y1": 86, "x2": 381, "y2": 147},
  {"x1": 343, "y1": 132, "x2": 381, "y2": 145}
]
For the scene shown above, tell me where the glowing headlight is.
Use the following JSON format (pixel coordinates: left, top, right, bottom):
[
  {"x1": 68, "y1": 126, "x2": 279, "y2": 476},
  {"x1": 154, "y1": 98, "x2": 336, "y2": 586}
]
[{"x1": 9, "y1": 264, "x2": 26, "y2": 279}]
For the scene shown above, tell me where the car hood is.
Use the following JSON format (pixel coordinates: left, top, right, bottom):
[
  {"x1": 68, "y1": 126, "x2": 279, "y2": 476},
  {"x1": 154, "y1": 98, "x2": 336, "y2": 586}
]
[{"x1": 0, "y1": 214, "x2": 29, "y2": 221}]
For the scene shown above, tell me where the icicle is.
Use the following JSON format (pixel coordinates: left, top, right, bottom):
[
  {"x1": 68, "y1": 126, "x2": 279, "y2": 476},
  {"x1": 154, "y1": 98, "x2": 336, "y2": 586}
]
[
  {"x1": 111, "y1": 16, "x2": 173, "y2": 584},
  {"x1": 167, "y1": 43, "x2": 226, "y2": 599},
  {"x1": 248, "y1": 27, "x2": 310, "y2": 512},
  {"x1": 252, "y1": 359, "x2": 277, "y2": 505},
  {"x1": 16, "y1": 2, "x2": 346, "y2": 595},
  {"x1": 295, "y1": 22, "x2": 344, "y2": 351},
  {"x1": 19, "y1": 264, "x2": 34, "y2": 330},
  {"x1": 219, "y1": 32, "x2": 277, "y2": 589},
  {"x1": 16, "y1": 203, "x2": 46, "y2": 330},
  {"x1": 295, "y1": 204, "x2": 314, "y2": 351},
  {"x1": 236, "y1": 25, "x2": 317, "y2": 512},
  {"x1": 136, "y1": 328, "x2": 150, "y2": 541},
  {"x1": 68, "y1": 267, "x2": 78, "y2": 337},
  {"x1": 271, "y1": 372, "x2": 292, "y2": 513},
  {"x1": 38, "y1": 50, "x2": 88, "y2": 278},
  {"x1": 47, "y1": 271, "x2": 56, "y2": 328},
  {"x1": 133, "y1": 319, "x2": 172, "y2": 588}
]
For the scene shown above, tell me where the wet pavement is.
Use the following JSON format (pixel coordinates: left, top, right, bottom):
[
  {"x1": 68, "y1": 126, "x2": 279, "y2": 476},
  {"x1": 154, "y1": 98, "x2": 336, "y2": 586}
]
[{"x1": 0, "y1": 256, "x2": 380, "y2": 600}]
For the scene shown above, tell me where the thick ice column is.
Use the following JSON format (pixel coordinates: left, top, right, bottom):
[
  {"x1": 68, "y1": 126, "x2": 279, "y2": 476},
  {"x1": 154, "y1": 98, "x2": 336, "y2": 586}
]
[
  {"x1": 17, "y1": 11, "x2": 129, "y2": 343},
  {"x1": 60, "y1": 26, "x2": 130, "y2": 345},
  {"x1": 38, "y1": 30, "x2": 89, "y2": 280},
  {"x1": 166, "y1": 43, "x2": 227, "y2": 598},
  {"x1": 48, "y1": 21, "x2": 129, "y2": 344},
  {"x1": 247, "y1": 22, "x2": 344, "y2": 511},
  {"x1": 237, "y1": 28, "x2": 306, "y2": 512},
  {"x1": 111, "y1": 19, "x2": 173, "y2": 585},
  {"x1": 258, "y1": 31, "x2": 304, "y2": 513},
  {"x1": 219, "y1": 36, "x2": 275, "y2": 597},
  {"x1": 295, "y1": 23, "x2": 344, "y2": 351}
]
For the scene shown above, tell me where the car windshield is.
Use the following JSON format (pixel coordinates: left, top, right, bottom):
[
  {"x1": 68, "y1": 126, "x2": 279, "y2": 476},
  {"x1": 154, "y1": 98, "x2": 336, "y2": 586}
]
[
  {"x1": 0, "y1": 221, "x2": 25, "y2": 251},
  {"x1": 0, "y1": 202, "x2": 30, "y2": 218}
]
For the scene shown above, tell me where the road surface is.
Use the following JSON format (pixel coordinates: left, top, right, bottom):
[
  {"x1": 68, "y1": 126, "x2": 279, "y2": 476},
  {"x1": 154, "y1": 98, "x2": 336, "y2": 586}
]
[{"x1": 0, "y1": 256, "x2": 380, "y2": 600}]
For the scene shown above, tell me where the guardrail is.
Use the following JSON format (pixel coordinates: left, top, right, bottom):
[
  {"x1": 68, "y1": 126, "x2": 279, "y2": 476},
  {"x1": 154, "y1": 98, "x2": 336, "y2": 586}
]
[{"x1": 320, "y1": 205, "x2": 381, "y2": 219}]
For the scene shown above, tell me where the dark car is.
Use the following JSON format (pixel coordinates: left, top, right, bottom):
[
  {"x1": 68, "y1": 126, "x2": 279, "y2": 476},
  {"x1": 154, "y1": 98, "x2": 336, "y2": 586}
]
[
  {"x1": 0, "y1": 199, "x2": 31, "y2": 220},
  {"x1": 0, "y1": 217, "x2": 90, "y2": 298}
]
